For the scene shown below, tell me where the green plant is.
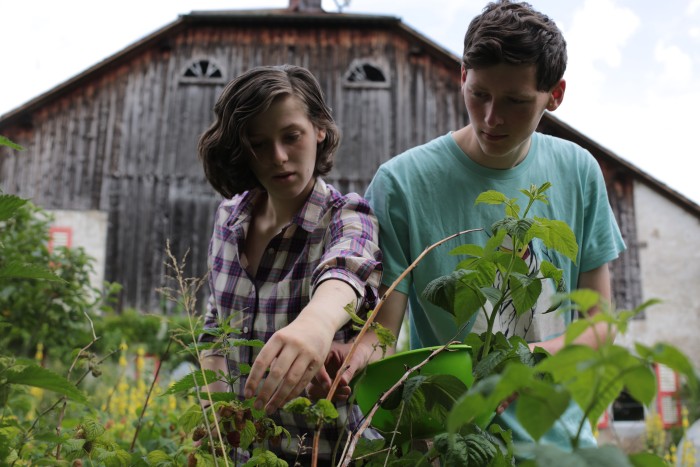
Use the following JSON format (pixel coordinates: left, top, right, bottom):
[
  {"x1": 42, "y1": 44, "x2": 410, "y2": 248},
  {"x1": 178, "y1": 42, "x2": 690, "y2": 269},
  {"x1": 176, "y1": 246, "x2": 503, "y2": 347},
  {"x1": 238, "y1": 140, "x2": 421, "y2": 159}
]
[
  {"x1": 0, "y1": 139, "x2": 92, "y2": 463},
  {"x1": 323, "y1": 183, "x2": 697, "y2": 466},
  {"x1": 0, "y1": 199, "x2": 116, "y2": 362}
]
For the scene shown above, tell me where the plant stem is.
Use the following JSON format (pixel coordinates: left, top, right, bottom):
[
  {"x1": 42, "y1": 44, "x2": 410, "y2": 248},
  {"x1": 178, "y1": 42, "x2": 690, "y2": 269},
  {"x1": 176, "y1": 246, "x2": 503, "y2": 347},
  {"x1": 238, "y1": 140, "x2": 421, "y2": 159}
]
[
  {"x1": 161, "y1": 241, "x2": 227, "y2": 467},
  {"x1": 54, "y1": 337, "x2": 98, "y2": 460},
  {"x1": 338, "y1": 342, "x2": 461, "y2": 465},
  {"x1": 384, "y1": 400, "x2": 406, "y2": 466},
  {"x1": 130, "y1": 338, "x2": 172, "y2": 452},
  {"x1": 310, "y1": 228, "x2": 481, "y2": 467},
  {"x1": 481, "y1": 248, "x2": 518, "y2": 358}
]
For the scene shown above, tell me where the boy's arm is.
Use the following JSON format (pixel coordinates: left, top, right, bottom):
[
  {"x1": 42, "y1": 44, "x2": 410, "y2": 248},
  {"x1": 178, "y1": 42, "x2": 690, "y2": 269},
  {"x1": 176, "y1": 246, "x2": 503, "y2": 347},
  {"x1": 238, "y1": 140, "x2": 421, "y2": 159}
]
[
  {"x1": 350, "y1": 284, "x2": 408, "y2": 363},
  {"x1": 307, "y1": 285, "x2": 408, "y2": 401},
  {"x1": 531, "y1": 263, "x2": 615, "y2": 355}
]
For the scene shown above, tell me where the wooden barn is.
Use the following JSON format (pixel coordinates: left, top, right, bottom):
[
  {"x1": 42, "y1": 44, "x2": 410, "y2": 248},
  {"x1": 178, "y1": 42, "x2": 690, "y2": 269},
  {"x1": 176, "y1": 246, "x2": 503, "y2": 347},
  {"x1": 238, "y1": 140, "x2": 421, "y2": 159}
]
[
  {"x1": 1, "y1": 0, "x2": 698, "y2": 337},
  {"x1": 0, "y1": 2, "x2": 470, "y2": 311}
]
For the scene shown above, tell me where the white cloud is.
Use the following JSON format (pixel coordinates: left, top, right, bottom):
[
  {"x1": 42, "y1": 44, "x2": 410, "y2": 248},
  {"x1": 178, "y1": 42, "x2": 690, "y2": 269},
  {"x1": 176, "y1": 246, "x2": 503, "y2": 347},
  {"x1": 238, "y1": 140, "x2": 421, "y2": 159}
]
[
  {"x1": 688, "y1": 0, "x2": 700, "y2": 14},
  {"x1": 690, "y1": 27, "x2": 700, "y2": 38},
  {"x1": 557, "y1": 0, "x2": 640, "y2": 137},
  {"x1": 566, "y1": 0, "x2": 640, "y2": 69},
  {"x1": 653, "y1": 41, "x2": 694, "y2": 87}
]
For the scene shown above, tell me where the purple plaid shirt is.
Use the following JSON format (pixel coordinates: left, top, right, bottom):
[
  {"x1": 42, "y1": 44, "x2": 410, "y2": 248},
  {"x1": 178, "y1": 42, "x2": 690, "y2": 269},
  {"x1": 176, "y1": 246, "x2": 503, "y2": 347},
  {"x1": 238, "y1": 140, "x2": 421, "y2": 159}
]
[{"x1": 202, "y1": 178, "x2": 382, "y2": 463}]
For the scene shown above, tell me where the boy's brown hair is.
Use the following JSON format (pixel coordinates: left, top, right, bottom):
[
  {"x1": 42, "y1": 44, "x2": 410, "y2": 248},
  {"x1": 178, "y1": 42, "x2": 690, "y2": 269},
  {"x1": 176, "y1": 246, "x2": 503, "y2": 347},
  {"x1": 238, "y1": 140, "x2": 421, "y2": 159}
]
[{"x1": 463, "y1": 0, "x2": 567, "y2": 91}]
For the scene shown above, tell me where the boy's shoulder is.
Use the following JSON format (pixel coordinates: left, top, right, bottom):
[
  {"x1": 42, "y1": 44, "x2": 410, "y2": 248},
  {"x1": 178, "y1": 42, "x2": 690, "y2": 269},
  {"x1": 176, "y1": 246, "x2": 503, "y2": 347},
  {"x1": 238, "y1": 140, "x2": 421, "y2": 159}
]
[
  {"x1": 381, "y1": 133, "x2": 455, "y2": 171},
  {"x1": 530, "y1": 132, "x2": 599, "y2": 171},
  {"x1": 534, "y1": 131, "x2": 590, "y2": 156}
]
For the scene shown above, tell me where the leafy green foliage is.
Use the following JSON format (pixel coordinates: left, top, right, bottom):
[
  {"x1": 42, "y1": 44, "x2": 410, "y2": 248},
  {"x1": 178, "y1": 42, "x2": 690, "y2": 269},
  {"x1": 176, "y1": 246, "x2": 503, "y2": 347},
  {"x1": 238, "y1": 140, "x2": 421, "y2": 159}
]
[
  {"x1": 0, "y1": 135, "x2": 23, "y2": 151},
  {"x1": 164, "y1": 369, "x2": 221, "y2": 395},
  {"x1": 0, "y1": 172, "x2": 690, "y2": 466},
  {"x1": 0, "y1": 200, "x2": 114, "y2": 361},
  {"x1": 1, "y1": 359, "x2": 87, "y2": 405},
  {"x1": 345, "y1": 301, "x2": 397, "y2": 353},
  {"x1": 519, "y1": 444, "x2": 634, "y2": 467}
]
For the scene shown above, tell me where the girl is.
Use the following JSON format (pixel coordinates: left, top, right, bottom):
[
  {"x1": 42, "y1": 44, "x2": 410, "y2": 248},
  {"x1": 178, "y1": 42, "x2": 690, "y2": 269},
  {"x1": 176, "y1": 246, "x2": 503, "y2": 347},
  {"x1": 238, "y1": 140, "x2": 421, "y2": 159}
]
[{"x1": 197, "y1": 64, "x2": 382, "y2": 464}]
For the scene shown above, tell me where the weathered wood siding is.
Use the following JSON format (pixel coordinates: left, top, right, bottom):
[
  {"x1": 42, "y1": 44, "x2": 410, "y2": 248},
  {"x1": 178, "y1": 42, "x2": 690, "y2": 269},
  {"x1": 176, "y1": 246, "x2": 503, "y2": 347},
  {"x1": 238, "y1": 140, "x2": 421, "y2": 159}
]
[{"x1": 0, "y1": 21, "x2": 467, "y2": 311}]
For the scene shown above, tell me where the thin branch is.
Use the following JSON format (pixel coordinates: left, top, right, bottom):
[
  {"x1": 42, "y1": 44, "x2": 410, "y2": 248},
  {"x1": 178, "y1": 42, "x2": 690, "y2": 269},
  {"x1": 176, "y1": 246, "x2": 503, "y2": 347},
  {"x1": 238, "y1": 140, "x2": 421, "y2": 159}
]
[
  {"x1": 130, "y1": 337, "x2": 173, "y2": 451},
  {"x1": 311, "y1": 228, "x2": 481, "y2": 467},
  {"x1": 160, "y1": 240, "x2": 227, "y2": 467},
  {"x1": 339, "y1": 342, "x2": 462, "y2": 465}
]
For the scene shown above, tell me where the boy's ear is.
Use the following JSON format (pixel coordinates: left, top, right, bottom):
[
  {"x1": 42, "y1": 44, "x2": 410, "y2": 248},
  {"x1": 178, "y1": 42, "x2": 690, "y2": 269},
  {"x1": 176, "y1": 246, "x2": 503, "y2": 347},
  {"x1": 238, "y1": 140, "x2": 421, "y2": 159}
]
[
  {"x1": 461, "y1": 65, "x2": 467, "y2": 85},
  {"x1": 547, "y1": 79, "x2": 566, "y2": 111}
]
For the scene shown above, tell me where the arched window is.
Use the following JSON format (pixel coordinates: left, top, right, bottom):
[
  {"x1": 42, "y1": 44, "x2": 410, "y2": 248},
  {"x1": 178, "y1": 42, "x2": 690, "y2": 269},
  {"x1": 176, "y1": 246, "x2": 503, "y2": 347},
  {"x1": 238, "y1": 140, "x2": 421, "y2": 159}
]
[
  {"x1": 343, "y1": 60, "x2": 390, "y2": 88},
  {"x1": 179, "y1": 59, "x2": 225, "y2": 85}
]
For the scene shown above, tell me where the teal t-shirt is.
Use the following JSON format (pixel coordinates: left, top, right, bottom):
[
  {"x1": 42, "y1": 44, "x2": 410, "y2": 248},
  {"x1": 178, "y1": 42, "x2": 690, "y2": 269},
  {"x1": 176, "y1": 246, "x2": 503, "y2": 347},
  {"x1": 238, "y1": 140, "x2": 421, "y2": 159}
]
[{"x1": 365, "y1": 131, "x2": 626, "y2": 449}]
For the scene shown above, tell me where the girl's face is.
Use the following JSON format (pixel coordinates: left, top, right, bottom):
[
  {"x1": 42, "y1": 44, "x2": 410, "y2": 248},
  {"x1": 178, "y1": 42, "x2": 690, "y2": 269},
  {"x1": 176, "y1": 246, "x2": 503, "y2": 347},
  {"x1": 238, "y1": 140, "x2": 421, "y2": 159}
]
[{"x1": 247, "y1": 94, "x2": 326, "y2": 203}]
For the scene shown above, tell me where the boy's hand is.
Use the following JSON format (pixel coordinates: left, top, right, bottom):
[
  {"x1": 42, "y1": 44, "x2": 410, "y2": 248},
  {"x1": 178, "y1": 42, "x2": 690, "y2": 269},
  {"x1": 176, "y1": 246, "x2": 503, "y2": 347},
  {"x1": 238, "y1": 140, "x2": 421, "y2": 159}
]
[
  {"x1": 306, "y1": 341, "x2": 357, "y2": 401},
  {"x1": 243, "y1": 314, "x2": 334, "y2": 414},
  {"x1": 496, "y1": 392, "x2": 519, "y2": 414}
]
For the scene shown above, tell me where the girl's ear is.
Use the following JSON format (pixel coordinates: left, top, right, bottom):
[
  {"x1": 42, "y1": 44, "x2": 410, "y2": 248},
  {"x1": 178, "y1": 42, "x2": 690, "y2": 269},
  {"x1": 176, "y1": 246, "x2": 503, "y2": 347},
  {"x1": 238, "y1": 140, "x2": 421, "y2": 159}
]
[
  {"x1": 547, "y1": 79, "x2": 566, "y2": 111},
  {"x1": 316, "y1": 127, "x2": 326, "y2": 144}
]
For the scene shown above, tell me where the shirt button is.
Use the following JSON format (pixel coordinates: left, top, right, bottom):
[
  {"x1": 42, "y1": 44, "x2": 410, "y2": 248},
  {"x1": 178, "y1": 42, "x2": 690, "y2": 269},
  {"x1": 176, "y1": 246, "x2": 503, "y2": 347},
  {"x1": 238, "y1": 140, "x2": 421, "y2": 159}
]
[
  {"x1": 243, "y1": 326, "x2": 249, "y2": 333},
  {"x1": 266, "y1": 247, "x2": 274, "y2": 255}
]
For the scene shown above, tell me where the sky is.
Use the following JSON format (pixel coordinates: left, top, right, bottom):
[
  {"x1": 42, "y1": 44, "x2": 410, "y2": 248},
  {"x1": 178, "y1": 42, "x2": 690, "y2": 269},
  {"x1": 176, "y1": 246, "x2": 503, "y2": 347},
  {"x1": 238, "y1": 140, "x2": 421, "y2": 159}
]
[{"x1": 2, "y1": 0, "x2": 699, "y2": 206}]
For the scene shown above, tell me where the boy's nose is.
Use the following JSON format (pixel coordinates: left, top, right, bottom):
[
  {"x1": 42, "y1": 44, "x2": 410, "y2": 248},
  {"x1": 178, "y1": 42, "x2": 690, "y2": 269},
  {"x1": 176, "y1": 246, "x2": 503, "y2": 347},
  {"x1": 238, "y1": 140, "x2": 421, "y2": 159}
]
[{"x1": 485, "y1": 102, "x2": 504, "y2": 127}]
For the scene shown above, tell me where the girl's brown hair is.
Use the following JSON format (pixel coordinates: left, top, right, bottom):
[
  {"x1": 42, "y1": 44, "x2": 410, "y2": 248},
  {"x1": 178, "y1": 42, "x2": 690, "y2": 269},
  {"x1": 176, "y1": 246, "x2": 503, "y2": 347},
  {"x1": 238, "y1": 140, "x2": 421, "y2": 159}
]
[{"x1": 198, "y1": 65, "x2": 340, "y2": 198}]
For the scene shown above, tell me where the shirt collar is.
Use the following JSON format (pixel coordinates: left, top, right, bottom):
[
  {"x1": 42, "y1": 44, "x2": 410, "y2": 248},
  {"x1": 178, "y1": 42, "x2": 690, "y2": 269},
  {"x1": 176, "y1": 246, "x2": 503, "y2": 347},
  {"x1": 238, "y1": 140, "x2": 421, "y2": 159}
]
[{"x1": 293, "y1": 177, "x2": 328, "y2": 233}]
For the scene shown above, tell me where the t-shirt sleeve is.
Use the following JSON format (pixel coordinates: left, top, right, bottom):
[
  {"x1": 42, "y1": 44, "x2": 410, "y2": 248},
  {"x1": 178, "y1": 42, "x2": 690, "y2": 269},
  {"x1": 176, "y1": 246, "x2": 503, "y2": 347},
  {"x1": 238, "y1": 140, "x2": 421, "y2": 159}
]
[
  {"x1": 311, "y1": 193, "x2": 383, "y2": 311},
  {"x1": 365, "y1": 166, "x2": 413, "y2": 295},
  {"x1": 580, "y1": 155, "x2": 627, "y2": 272}
]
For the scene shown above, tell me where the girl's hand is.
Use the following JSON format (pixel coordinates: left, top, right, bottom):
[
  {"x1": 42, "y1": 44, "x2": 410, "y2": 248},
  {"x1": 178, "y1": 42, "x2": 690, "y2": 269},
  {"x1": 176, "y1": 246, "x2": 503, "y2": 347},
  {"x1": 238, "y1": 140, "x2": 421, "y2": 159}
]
[{"x1": 243, "y1": 314, "x2": 334, "y2": 414}]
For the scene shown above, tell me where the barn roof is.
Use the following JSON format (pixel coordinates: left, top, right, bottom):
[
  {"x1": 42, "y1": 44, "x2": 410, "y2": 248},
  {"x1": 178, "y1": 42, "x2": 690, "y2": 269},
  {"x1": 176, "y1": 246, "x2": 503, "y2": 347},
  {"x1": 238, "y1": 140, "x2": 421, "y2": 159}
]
[{"x1": 2, "y1": 6, "x2": 698, "y2": 217}]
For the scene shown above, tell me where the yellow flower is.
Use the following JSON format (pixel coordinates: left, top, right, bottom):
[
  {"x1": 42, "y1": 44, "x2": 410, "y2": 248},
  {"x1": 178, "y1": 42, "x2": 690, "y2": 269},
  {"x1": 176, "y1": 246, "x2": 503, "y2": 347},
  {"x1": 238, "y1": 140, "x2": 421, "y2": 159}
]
[
  {"x1": 681, "y1": 439, "x2": 696, "y2": 467},
  {"x1": 670, "y1": 444, "x2": 677, "y2": 464},
  {"x1": 168, "y1": 395, "x2": 177, "y2": 412},
  {"x1": 34, "y1": 343, "x2": 44, "y2": 362},
  {"x1": 29, "y1": 387, "x2": 44, "y2": 399},
  {"x1": 135, "y1": 347, "x2": 145, "y2": 374}
]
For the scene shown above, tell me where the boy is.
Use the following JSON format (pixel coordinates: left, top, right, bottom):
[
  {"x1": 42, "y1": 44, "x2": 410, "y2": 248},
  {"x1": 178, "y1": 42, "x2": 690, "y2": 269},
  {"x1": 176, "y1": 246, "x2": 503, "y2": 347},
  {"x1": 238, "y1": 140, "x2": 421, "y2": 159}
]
[{"x1": 322, "y1": 0, "x2": 626, "y2": 451}]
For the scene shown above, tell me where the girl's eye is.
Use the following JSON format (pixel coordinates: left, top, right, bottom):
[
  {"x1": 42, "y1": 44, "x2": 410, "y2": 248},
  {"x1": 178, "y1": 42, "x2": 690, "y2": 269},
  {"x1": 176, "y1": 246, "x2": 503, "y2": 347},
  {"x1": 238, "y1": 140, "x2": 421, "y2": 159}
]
[
  {"x1": 285, "y1": 132, "x2": 302, "y2": 142},
  {"x1": 509, "y1": 98, "x2": 528, "y2": 104}
]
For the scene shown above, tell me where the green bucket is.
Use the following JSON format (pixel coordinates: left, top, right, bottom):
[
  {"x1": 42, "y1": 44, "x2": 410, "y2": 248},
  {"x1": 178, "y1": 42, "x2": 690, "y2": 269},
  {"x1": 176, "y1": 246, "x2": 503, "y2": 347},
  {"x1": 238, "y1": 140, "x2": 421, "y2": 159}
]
[{"x1": 352, "y1": 344, "x2": 476, "y2": 439}]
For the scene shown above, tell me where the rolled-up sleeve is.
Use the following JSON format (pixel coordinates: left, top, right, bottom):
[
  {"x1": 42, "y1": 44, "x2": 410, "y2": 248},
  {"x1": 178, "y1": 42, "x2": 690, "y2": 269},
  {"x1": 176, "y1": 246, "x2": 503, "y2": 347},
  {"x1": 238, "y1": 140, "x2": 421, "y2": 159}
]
[{"x1": 311, "y1": 193, "x2": 383, "y2": 310}]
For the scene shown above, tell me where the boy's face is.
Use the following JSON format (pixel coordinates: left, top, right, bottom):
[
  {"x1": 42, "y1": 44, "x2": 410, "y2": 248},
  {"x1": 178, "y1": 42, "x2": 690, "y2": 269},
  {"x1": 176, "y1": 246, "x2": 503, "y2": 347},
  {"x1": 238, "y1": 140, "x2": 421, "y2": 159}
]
[{"x1": 460, "y1": 63, "x2": 565, "y2": 169}]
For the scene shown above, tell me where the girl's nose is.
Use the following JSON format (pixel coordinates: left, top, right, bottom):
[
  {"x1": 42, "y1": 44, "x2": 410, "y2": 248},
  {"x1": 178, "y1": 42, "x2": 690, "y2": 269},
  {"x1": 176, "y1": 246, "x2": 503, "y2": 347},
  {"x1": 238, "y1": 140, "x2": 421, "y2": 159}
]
[{"x1": 271, "y1": 142, "x2": 288, "y2": 165}]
